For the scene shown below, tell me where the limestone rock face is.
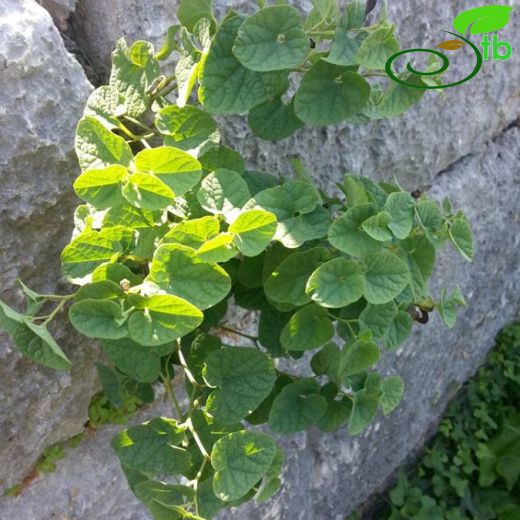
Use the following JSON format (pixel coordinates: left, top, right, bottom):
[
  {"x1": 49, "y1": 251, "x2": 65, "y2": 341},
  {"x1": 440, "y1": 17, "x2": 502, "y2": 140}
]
[
  {"x1": 1, "y1": 123, "x2": 519, "y2": 520},
  {"x1": 37, "y1": 0, "x2": 76, "y2": 30},
  {"x1": 0, "y1": 0, "x2": 96, "y2": 493},
  {"x1": 1, "y1": 0, "x2": 520, "y2": 518}
]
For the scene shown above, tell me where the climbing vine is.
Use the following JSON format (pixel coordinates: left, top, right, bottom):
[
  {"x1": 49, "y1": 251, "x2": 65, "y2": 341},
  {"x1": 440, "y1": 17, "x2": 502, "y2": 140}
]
[{"x1": 0, "y1": 1, "x2": 473, "y2": 518}]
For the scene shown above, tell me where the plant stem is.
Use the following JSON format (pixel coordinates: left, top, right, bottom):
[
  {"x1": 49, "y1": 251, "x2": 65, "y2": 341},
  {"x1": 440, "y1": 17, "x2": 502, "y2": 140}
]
[
  {"x1": 186, "y1": 416, "x2": 211, "y2": 461},
  {"x1": 163, "y1": 373, "x2": 184, "y2": 418},
  {"x1": 32, "y1": 299, "x2": 69, "y2": 326},
  {"x1": 218, "y1": 325, "x2": 259, "y2": 345},
  {"x1": 193, "y1": 457, "x2": 208, "y2": 515},
  {"x1": 176, "y1": 341, "x2": 200, "y2": 389}
]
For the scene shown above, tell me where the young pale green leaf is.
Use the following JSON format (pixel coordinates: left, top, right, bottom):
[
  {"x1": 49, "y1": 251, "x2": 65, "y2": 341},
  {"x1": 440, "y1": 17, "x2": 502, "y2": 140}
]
[
  {"x1": 211, "y1": 431, "x2": 277, "y2": 501},
  {"x1": 101, "y1": 339, "x2": 161, "y2": 383},
  {"x1": 83, "y1": 85, "x2": 124, "y2": 129},
  {"x1": 91, "y1": 263, "x2": 142, "y2": 287},
  {"x1": 348, "y1": 389, "x2": 380, "y2": 435},
  {"x1": 338, "y1": 338, "x2": 380, "y2": 378},
  {"x1": 232, "y1": 6, "x2": 309, "y2": 72},
  {"x1": 328, "y1": 204, "x2": 381, "y2": 256},
  {"x1": 147, "y1": 244, "x2": 231, "y2": 310},
  {"x1": 61, "y1": 226, "x2": 133, "y2": 284},
  {"x1": 155, "y1": 105, "x2": 219, "y2": 152},
  {"x1": 265, "y1": 247, "x2": 332, "y2": 306},
  {"x1": 381, "y1": 376, "x2": 405, "y2": 416},
  {"x1": 155, "y1": 24, "x2": 180, "y2": 60},
  {"x1": 134, "y1": 146, "x2": 203, "y2": 197},
  {"x1": 69, "y1": 299, "x2": 127, "y2": 340},
  {"x1": 109, "y1": 39, "x2": 159, "y2": 118},
  {"x1": 361, "y1": 212, "x2": 393, "y2": 242},
  {"x1": 197, "y1": 234, "x2": 239, "y2": 263},
  {"x1": 127, "y1": 294, "x2": 203, "y2": 346},
  {"x1": 112, "y1": 417, "x2": 191, "y2": 475},
  {"x1": 280, "y1": 303, "x2": 334, "y2": 351},
  {"x1": 124, "y1": 172, "x2": 175, "y2": 210},
  {"x1": 356, "y1": 24, "x2": 400, "y2": 70},
  {"x1": 229, "y1": 210, "x2": 277, "y2": 257},
  {"x1": 294, "y1": 61, "x2": 370, "y2": 126},
  {"x1": 176, "y1": 31, "x2": 202, "y2": 109},
  {"x1": 268, "y1": 379, "x2": 327, "y2": 433},
  {"x1": 245, "y1": 180, "x2": 324, "y2": 247},
  {"x1": 75, "y1": 116, "x2": 133, "y2": 172},
  {"x1": 248, "y1": 97, "x2": 304, "y2": 141},
  {"x1": 275, "y1": 206, "x2": 331, "y2": 249},
  {"x1": 384, "y1": 192, "x2": 415, "y2": 239},
  {"x1": 363, "y1": 251, "x2": 410, "y2": 304},
  {"x1": 245, "y1": 180, "x2": 320, "y2": 221},
  {"x1": 203, "y1": 347, "x2": 276, "y2": 423},
  {"x1": 161, "y1": 216, "x2": 220, "y2": 248},
  {"x1": 74, "y1": 280, "x2": 124, "y2": 302},
  {"x1": 178, "y1": 0, "x2": 215, "y2": 31},
  {"x1": 449, "y1": 216, "x2": 474, "y2": 262},
  {"x1": 306, "y1": 257, "x2": 365, "y2": 308},
  {"x1": 0, "y1": 300, "x2": 71, "y2": 370},
  {"x1": 197, "y1": 169, "x2": 251, "y2": 222},
  {"x1": 73, "y1": 165, "x2": 128, "y2": 209},
  {"x1": 199, "y1": 16, "x2": 288, "y2": 114}
]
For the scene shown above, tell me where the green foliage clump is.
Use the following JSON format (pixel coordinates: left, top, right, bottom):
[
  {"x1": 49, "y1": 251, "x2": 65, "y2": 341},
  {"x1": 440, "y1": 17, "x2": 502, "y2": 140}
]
[
  {"x1": 379, "y1": 324, "x2": 520, "y2": 520},
  {"x1": 0, "y1": 1, "x2": 471, "y2": 518}
]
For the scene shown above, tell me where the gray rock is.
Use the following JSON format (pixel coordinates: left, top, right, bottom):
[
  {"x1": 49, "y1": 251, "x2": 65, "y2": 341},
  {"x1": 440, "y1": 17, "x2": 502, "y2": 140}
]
[
  {"x1": 1, "y1": 0, "x2": 520, "y2": 518},
  {"x1": 37, "y1": 0, "x2": 76, "y2": 30},
  {"x1": 1, "y1": 121, "x2": 519, "y2": 519},
  {"x1": 69, "y1": 0, "x2": 520, "y2": 183},
  {"x1": 0, "y1": 0, "x2": 95, "y2": 493}
]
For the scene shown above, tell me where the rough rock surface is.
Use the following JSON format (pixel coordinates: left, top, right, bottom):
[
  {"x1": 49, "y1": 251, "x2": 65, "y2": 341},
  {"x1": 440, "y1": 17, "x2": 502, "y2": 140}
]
[
  {"x1": 0, "y1": 0, "x2": 95, "y2": 493},
  {"x1": 70, "y1": 0, "x2": 520, "y2": 182},
  {"x1": 37, "y1": 0, "x2": 76, "y2": 30},
  {"x1": 2, "y1": 122, "x2": 519, "y2": 520},
  {"x1": 1, "y1": 0, "x2": 520, "y2": 519}
]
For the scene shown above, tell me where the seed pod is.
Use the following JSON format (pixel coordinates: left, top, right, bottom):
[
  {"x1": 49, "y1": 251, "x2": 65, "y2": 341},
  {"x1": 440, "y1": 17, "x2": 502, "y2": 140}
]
[
  {"x1": 407, "y1": 305, "x2": 429, "y2": 325},
  {"x1": 310, "y1": 38, "x2": 316, "y2": 49}
]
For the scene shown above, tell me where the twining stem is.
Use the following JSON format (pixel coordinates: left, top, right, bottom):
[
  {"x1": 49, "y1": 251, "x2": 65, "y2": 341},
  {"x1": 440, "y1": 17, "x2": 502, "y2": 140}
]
[
  {"x1": 176, "y1": 341, "x2": 200, "y2": 389},
  {"x1": 32, "y1": 298, "x2": 72, "y2": 325},
  {"x1": 218, "y1": 325, "x2": 260, "y2": 346},
  {"x1": 331, "y1": 314, "x2": 358, "y2": 338},
  {"x1": 186, "y1": 416, "x2": 211, "y2": 461},
  {"x1": 122, "y1": 115, "x2": 156, "y2": 134},
  {"x1": 163, "y1": 374, "x2": 184, "y2": 418},
  {"x1": 162, "y1": 355, "x2": 184, "y2": 419},
  {"x1": 193, "y1": 458, "x2": 208, "y2": 515}
]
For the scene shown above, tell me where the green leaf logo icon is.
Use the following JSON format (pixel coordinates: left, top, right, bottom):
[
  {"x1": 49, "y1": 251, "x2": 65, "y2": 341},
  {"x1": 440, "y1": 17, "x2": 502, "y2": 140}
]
[{"x1": 453, "y1": 5, "x2": 514, "y2": 35}]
